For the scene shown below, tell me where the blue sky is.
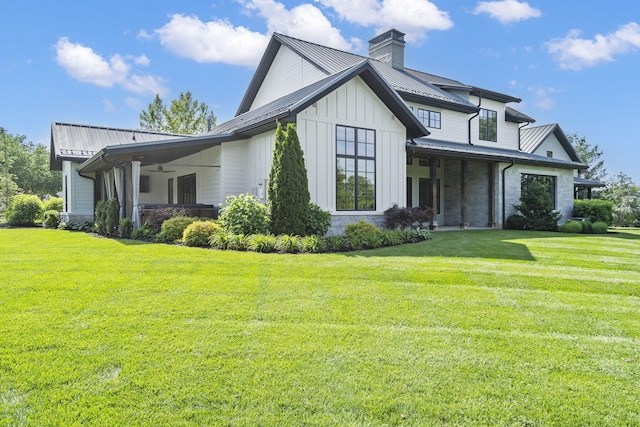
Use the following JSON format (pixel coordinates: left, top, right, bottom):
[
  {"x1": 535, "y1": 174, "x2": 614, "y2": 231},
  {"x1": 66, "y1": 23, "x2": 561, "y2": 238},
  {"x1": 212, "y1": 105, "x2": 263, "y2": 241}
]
[{"x1": 1, "y1": 0, "x2": 639, "y2": 183}]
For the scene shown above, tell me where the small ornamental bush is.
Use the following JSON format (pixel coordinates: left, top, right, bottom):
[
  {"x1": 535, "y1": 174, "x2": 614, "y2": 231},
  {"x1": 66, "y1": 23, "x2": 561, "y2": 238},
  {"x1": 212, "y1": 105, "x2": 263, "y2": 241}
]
[
  {"x1": 6, "y1": 194, "x2": 43, "y2": 226},
  {"x1": 42, "y1": 210, "x2": 60, "y2": 229},
  {"x1": 119, "y1": 218, "x2": 134, "y2": 239},
  {"x1": 183, "y1": 221, "x2": 221, "y2": 247},
  {"x1": 218, "y1": 194, "x2": 270, "y2": 235},
  {"x1": 58, "y1": 221, "x2": 93, "y2": 232},
  {"x1": 384, "y1": 204, "x2": 434, "y2": 229},
  {"x1": 275, "y1": 234, "x2": 301, "y2": 254},
  {"x1": 299, "y1": 235, "x2": 326, "y2": 253},
  {"x1": 131, "y1": 223, "x2": 158, "y2": 240},
  {"x1": 559, "y1": 220, "x2": 582, "y2": 234},
  {"x1": 345, "y1": 220, "x2": 383, "y2": 249},
  {"x1": 306, "y1": 203, "x2": 332, "y2": 236},
  {"x1": 143, "y1": 208, "x2": 187, "y2": 234},
  {"x1": 248, "y1": 234, "x2": 277, "y2": 253},
  {"x1": 380, "y1": 230, "x2": 403, "y2": 246},
  {"x1": 592, "y1": 221, "x2": 609, "y2": 234},
  {"x1": 43, "y1": 197, "x2": 64, "y2": 213},
  {"x1": 506, "y1": 214, "x2": 527, "y2": 230},
  {"x1": 156, "y1": 216, "x2": 196, "y2": 243},
  {"x1": 210, "y1": 232, "x2": 231, "y2": 250},
  {"x1": 325, "y1": 236, "x2": 351, "y2": 252},
  {"x1": 581, "y1": 220, "x2": 593, "y2": 234},
  {"x1": 227, "y1": 234, "x2": 249, "y2": 251}
]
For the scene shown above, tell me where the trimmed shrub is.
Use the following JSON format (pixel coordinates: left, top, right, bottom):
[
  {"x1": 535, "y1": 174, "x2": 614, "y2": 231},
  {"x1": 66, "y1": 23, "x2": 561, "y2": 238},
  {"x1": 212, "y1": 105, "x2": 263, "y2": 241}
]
[
  {"x1": 132, "y1": 223, "x2": 157, "y2": 240},
  {"x1": 119, "y1": 218, "x2": 134, "y2": 239},
  {"x1": 42, "y1": 210, "x2": 60, "y2": 229},
  {"x1": 299, "y1": 235, "x2": 327, "y2": 253},
  {"x1": 306, "y1": 203, "x2": 332, "y2": 236},
  {"x1": 592, "y1": 221, "x2": 609, "y2": 234},
  {"x1": 248, "y1": 234, "x2": 278, "y2": 253},
  {"x1": 6, "y1": 194, "x2": 43, "y2": 226},
  {"x1": 156, "y1": 216, "x2": 196, "y2": 243},
  {"x1": 95, "y1": 199, "x2": 120, "y2": 236},
  {"x1": 384, "y1": 204, "x2": 434, "y2": 229},
  {"x1": 558, "y1": 220, "x2": 582, "y2": 233},
  {"x1": 345, "y1": 220, "x2": 383, "y2": 249},
  {"x1": 275, "y1": 234, "x2": 301, "y2": 254},
  {"x1": 183, "y1": 220, "x2": 221, "y2": 247},
  {"x1": 580, "y1": 221, "x2": 593, "y2": 234},
  {"x1": 505, "y1": 214, "x2": 527, "y2": 230},
  {"x1": 43, "y1": 197, "x2": 64, "y2": 213},
  {"x1": 574, "y1": 199, "x2": 614, "y2": 225},
  {"x1": 218, "y1": 194, "x2": 270, "y2": 235}
]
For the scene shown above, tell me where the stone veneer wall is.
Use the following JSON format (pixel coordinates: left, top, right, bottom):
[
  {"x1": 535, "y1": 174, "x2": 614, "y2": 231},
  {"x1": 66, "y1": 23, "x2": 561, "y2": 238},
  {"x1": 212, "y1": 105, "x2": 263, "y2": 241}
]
[
  {"x1": 443, "y1": 159, "x2": 492, "y2": 227},
  {"x1": 327, "y1": 214, "x2": 385, "y2": 236}
]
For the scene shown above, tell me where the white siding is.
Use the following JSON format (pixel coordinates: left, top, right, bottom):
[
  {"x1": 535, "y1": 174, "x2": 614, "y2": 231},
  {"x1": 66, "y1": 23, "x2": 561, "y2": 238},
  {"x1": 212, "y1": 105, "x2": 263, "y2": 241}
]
[
  {"x1": 532, "y1": 134, "x2": 572, "y2": 161},
  {"x1": 406, "y1": 102, "x2": 468, "y2": 143},
  {"x1": 469, "y1": 97, "x2": 520, "y2": 151},
  {"x1": 252, "y1": 46, "x2": 327, "y2": 110},
  {"x1": 296, "y1": 76, "x2": 407, "y2": 214},
  {"x1": 64, "y1": 161, "x2": 94, "y2": 219},
  {"x1": 220, "y1": 140, "x2": 247, "y2": 204},
  {"x1": 244, "y1": 132, "x2": 275, "y2": 203}
]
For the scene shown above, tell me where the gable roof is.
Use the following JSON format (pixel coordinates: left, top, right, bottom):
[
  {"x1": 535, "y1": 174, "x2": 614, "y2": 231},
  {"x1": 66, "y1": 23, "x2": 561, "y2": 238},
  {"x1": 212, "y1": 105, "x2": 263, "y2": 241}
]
[
  {"x1": 237, "y1": 33, "x2": 480, "y2": 116},
  {"x1": 210, "y1": 60, "x2": 430, "y2": 139},
  {"x1": 50, "y1": 122, "x2": 187, "y2": 170},
  {"x1": 520, "y1": 123, "x2": 581, "y2": 162}
]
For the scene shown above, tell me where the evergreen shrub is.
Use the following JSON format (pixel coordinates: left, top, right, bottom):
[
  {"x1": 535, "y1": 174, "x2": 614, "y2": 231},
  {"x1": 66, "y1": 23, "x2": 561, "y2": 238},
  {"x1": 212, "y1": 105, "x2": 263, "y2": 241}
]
[
  {"x1": 506, "y1": 214, "x2": 527, "y2": 230},
  {"x1": 345, "y1": 220, "x2": 383, "y2": 249},
  {"x1": 119, "y1": 218, "x2": 134, "y2": 239},
  {"x1": 514, "y1": 180, "x2": 561, "y2": 231},
  {"x1": 183, "y1": 220, "x2": 220, "y2": 247},
  {"x1": 581, "y1": 220, "x2": 593, "y2": 234},
  {"x1": 558, "y1": 220, "x2": 582, "y2": 233},
  {"x1": 156, "y1": 216, "x2": 196, "y2": 243},
  {"x1": 592, "y1": 221, "x2": 609, "y2": 234},
  {"x1": 574, "y1": 199, "x2": 614, "y2": 225},
  {"x1": 42, "y1": 210, "x2": 60, "y2": 229}
]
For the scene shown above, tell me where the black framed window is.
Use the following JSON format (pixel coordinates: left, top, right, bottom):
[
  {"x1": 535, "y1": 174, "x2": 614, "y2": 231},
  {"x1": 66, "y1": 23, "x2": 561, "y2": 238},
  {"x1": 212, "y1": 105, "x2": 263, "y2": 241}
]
[
  {"x1": 177, "y1": 174, "x2": 196, "y2": 204},
  {"x1": 417, "y1": 108, "x2": 441, "y2": 129},
  {"x1": 479, "y1": 109, "x2": 497, "y2": 142},
  {"x1": 521, "y1": 174, "x2": 557, "y2": 209},
  {"x1": 336, "y1": 125, "x2": 375, "y2": 211}
]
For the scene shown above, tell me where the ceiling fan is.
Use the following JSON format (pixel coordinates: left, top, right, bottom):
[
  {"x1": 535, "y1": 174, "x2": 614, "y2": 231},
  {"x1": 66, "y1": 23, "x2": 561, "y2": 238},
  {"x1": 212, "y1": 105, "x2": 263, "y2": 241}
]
[{"x1": 149, "y1": 164, "x2": 175, "y2": 173}]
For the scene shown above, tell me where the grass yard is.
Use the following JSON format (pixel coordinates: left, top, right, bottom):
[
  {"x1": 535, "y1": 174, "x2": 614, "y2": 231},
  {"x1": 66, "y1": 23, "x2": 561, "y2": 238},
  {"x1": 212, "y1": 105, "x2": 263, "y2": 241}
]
[{"x1": 1, "y1": 228, "x2": 639, "y2": 426}]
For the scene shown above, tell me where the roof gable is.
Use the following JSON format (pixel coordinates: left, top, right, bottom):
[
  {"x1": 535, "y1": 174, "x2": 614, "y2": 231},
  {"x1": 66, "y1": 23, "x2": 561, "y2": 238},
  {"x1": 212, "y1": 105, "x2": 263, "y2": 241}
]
[{"x1": 520, "y1": 123, "x2": 581, "y2": 162}]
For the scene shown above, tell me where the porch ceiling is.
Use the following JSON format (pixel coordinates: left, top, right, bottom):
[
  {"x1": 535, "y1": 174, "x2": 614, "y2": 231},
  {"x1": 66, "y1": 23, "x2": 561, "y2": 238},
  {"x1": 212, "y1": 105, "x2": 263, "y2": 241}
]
[
  {"x1": 408, "y1": 138, "x2": 587, "y2": 169},
  {"x1": 77, "y1": 133, "x2": 239, "y2": 173}
]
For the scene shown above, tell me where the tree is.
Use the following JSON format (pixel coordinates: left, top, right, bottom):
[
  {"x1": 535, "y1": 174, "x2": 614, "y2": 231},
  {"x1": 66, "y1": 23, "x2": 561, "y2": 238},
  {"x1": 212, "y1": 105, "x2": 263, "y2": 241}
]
[
  {"x1": 568, "y1": 133, "x2": 607, "y2": 182},
  {"x1": 139, "y1": 91, "x2": 215, "y2": 135},
  {"x1": 267, "y1": 123, "x2": 310, "y2": 236},
  {"x1": 599, "y1": 172, "x2": 639, "y2": 226},
  {"x1": 514, "y1": 180, "x2": 562, "y2": 231}
]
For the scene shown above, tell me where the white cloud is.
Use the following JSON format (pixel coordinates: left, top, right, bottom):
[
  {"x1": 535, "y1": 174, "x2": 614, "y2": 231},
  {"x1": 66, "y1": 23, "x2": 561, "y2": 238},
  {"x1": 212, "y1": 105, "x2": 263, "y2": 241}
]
[
  {"x1": 547, "y1": 22, "x2": 640, "y2": 70},
  {"x1": 316, "y1": 0, "x2": 453, "y2": 43},
  {"x1": 153, "y1": 14, "x2": 270, "y2": 67},
  {"x1": 133, "y1": 54, "x2": 150, "y2": 66},
  {"x1": 473, "y1": 0, "x2": 541, "y2": 24},
  {"x1": 527, "y1": 86, "x2": 561, "y2": 110},
  {"x1": 54, "y1": 37, "x2": 167, "y2": 95}
]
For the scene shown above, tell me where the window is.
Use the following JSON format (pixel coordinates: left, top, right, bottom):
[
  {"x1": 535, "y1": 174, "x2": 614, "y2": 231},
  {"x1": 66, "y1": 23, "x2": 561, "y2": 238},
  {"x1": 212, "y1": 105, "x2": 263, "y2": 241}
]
[
  {"x1": 336, "y1": 125, "x2": 376, "y2": 211},
  {"x1": 521, "y1": 174, "x2": 556, "y2": 209},
  {"x1": 416, "y1": 108, "x2": 441, "y2": 129},
  {"x1": 479, "y1": 109, "x2": 497, "y2": 142},
  {"x1": 419, "y1": 178, "x2": 441, "y2": 214},
  {"x1": 177, "y1": 174, "x2": 196, "y2": 204},
  {"x1": 546, "y1": 150, "x2": 553, "y2": 158},
  {"x1": 139, "y1": 175, "x2": 150, "y2": 193}
]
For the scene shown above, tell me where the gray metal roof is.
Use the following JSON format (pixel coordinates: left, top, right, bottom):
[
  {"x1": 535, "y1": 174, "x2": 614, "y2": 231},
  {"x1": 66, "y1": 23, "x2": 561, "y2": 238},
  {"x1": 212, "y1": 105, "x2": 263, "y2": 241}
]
[
  {"x1": 574, "y1": 177, "x2": 605, "y2": 187},
  {"x1": 50, "y1": 122, "x2": 187, "y2": 170},
  {"x1": 238, "y1": 33, "x2": 480, "y2": 115},
  {"x1": 404, "y1": 68, "x2": 472, "y2": 91},
  {"x1": 519, "y1": 123, "x2": 582, "y2": 163},
  {"x1": 409, "y1": 137, "x2": 586, "y2": 169},
  {"x1": 210, "y1": 60, "x2": 430, "y2": 139}
]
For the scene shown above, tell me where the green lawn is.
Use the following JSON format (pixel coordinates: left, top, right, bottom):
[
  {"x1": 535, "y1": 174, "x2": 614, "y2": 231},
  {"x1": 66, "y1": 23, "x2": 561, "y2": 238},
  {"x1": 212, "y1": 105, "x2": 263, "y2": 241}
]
[{"x1": 1, "y1": 228, "x2": 639, "y2": 426}]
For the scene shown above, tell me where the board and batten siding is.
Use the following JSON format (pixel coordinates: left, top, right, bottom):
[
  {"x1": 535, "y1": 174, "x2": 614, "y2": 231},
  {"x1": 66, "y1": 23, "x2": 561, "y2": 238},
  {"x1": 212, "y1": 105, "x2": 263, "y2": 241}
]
[
  {"x1": 251, "y1": 46, "x2": 327, "y2": 110},
  {"x1": 296, "y1": 76, "x2": 407, "y2": 214}
]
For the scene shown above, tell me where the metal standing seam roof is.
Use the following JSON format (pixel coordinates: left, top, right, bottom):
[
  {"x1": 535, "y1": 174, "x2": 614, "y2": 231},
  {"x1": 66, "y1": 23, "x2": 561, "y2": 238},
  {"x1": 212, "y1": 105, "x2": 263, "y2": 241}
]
[
  {"x1": 519, "y1": 123, "x2": 558, "y2": 153},
  {"x1": 409, "y1": 137, "x2": 586, "y2": 169}
]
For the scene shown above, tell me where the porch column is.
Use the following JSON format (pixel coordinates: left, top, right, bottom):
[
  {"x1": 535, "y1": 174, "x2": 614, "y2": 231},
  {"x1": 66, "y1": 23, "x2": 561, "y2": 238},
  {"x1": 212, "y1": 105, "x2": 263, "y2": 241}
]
[
  {"x1": 488, "y1": 162, "x2": 496, "y2": 227},
  {"x1": 429, "y1": 156, "x2": 438, "y2": 230},
  {"x1": 460, "y1": 160, "x2": 468, "y2": 229},
  {"x1": 131, "y1": 160, "x2": 141, "y2": 228}
]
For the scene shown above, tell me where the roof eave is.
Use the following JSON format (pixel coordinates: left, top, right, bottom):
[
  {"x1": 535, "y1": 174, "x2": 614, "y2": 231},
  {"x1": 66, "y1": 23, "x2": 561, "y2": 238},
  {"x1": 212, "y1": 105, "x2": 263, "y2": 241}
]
[{"x1": 471, "y1": 87, "x2": 521, "y2": 104}]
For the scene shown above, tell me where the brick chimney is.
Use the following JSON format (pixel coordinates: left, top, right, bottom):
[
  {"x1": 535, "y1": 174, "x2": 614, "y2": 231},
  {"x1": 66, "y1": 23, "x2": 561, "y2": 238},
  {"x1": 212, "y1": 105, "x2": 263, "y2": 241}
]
[{"x1": 368, "y1": 29, "x2": 405, "y2": 70}]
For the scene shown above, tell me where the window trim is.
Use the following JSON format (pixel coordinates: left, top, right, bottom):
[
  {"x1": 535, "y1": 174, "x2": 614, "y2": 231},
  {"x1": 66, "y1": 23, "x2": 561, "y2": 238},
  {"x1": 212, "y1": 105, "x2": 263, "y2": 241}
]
[
  {"x1": 177, "y1": 173, "x2": 196, "y2": 204},
  {"x1": 479, "y1": 108, "x2": 497, "y2": 142},
  {"x1": 416, "y1": 108, "x2": 441, "y2": 129}
]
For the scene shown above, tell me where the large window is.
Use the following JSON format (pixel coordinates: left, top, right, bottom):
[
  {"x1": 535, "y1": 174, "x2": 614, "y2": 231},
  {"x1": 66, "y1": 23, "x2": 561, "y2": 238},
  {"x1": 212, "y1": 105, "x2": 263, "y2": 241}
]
[
  {"x1": 521, "y1": 174, "x2": 556, "y2": 209},
  {"x1": 177, "y1": 173, "x2": 196, "y2": 204},
  {"x1": 336, "y1": 125, "x2": 376, "y2": 211},
  {"x1": 417, "y1": 108, "x2": 441, "y2": 129},
  {"x1": 479, "y1": 109, "x2": 497, "y2": 142}
]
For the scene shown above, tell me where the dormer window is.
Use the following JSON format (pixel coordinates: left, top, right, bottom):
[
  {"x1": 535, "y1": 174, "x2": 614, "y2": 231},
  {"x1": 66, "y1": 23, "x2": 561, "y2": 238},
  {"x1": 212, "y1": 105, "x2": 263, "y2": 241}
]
[{"x1": 479, "y1": 109, "x2": 497, "y2": 142}]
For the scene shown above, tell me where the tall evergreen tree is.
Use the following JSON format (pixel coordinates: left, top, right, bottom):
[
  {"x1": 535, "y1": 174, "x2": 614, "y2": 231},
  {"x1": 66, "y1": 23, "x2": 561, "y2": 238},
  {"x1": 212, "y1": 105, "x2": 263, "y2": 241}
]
[
  {"x1": 267, "y1": 123, "x2": 310, "y2": 235},
  {"x1": 139, "y1": 91, "x2": 215, "y2": 135}
]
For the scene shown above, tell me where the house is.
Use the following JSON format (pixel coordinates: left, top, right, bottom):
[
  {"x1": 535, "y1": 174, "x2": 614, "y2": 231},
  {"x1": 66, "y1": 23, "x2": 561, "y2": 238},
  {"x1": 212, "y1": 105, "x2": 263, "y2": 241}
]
[{"x1": 50, "y1": 29, "x2": 587, "y2": 234}]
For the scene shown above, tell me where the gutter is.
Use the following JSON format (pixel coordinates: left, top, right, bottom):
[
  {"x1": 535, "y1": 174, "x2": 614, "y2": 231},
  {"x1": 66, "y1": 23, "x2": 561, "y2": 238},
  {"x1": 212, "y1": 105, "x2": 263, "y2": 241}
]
[{"x1": 501, "y1": 159, "x2": 515, "y2": 229}]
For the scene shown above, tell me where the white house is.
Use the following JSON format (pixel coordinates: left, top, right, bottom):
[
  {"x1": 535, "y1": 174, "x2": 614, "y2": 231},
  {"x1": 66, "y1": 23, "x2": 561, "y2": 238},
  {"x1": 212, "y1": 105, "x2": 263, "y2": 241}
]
[{"x1": 50, "y1": 29, "x2": 587, "y2": 233}]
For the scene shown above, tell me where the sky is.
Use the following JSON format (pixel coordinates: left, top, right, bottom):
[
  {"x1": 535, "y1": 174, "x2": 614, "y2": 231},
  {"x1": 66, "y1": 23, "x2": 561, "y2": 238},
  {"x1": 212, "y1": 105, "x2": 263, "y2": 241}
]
[{"x1": 1, "y1": 0, "x2": 639, "y2": 183}]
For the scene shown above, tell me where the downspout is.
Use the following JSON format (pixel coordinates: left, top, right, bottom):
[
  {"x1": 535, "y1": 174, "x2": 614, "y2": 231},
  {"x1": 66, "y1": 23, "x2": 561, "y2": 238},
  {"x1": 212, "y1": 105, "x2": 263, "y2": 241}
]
[
  {"x1": 468, "y1": 96, "x2": 482, "y2": 145},
  {"x1": 501, "y1": 159, "x2": 515, "y2": 229},
  {"x1": 518, "y1": 122, "x2": 530, "y2": 151}
]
